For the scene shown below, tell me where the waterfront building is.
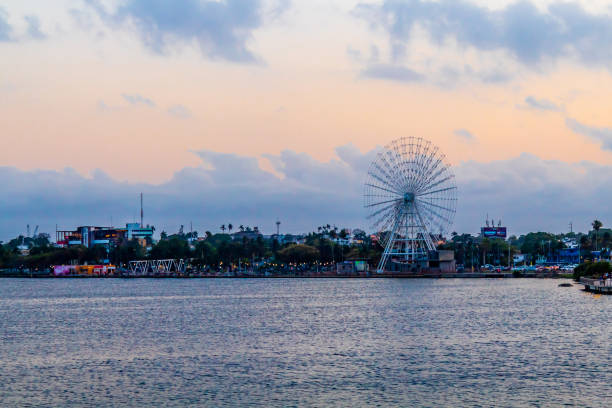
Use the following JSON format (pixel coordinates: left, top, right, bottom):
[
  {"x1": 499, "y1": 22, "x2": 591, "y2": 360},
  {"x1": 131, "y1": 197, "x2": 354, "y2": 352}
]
[
  {"x1": 558, "y1": 247, "x2": 580, "y2": 264},
  {"x1": 126, "y1": 223, "x2": 154, "y2": 241},
  {"x1": 56, "y1": 223, "x2": 154, "y2": 248}
]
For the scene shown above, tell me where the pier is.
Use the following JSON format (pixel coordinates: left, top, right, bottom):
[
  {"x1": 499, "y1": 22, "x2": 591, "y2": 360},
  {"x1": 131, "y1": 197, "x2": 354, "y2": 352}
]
[{"x1": 580, "y1": 277, "x2": 612, "y2": 294}]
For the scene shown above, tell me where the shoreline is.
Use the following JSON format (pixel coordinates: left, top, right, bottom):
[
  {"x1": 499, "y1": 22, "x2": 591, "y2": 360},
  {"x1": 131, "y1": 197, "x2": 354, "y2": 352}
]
[{"x1": 0, "y1": 272, "x2": 569, "y2": 279}]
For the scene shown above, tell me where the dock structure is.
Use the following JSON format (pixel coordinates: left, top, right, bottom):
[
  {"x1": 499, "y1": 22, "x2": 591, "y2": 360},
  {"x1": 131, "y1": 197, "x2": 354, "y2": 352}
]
[{"x1": 580, "y1": 277, "x2": 612, "y2": 294}]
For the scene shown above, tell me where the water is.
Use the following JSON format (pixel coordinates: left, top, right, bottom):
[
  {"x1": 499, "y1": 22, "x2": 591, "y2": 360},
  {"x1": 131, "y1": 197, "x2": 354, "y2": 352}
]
[{"x1": 0, "y1": 278, "x2": 610, "y2": 407}]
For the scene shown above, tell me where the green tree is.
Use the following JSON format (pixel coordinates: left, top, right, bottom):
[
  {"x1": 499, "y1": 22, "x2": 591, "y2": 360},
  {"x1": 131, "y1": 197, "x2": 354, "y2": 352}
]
[
  {"x1": 592, "y1": 219, "x2": 603, "y2": 251},
  {"x1": 276, "y1": 244, "x2": 320, "y2": 263}
]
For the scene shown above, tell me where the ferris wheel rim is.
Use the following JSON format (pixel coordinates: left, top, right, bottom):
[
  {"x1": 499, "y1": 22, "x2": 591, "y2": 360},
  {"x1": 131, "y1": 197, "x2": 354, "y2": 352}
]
[{"x1": 364, "y1": 136, "x2": 457, "y2": 238}]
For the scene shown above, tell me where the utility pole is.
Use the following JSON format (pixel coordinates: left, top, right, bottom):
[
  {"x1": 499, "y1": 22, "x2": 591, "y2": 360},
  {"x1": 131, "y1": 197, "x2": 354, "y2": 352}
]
[
  {"x1": 569, "y1": 222, "x2": 573, "y2": 234},
  {"x1": 140, "y1": 193, "x2": 144, "y2": 228}
]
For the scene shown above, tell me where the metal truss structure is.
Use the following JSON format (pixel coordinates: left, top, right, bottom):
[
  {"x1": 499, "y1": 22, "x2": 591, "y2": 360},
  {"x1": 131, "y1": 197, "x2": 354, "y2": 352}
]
[
  {"x1": 364, "y1": 136, "x2": 457, "y2": 273},
  {"x1": 128, "y1": 259, "x2": 186, "y2": 276}
]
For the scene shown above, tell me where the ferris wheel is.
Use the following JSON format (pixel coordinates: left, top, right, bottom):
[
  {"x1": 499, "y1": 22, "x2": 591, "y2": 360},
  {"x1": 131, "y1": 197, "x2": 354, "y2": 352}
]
[{"x1": 364, "y1": 137, "x2": 457, "y2": 272}]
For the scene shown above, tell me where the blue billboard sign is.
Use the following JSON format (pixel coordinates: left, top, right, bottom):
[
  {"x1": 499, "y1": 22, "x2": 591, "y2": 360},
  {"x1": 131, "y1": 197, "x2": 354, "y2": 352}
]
[{"x1": 481, "y1": 227, "x2": 507, "y2": 238}]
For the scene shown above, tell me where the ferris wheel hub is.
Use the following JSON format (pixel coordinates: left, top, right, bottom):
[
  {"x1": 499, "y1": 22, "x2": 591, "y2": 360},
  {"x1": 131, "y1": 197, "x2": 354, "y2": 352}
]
[{"x1": 403, "y1": 192, "x2": 415, "y2": 204}]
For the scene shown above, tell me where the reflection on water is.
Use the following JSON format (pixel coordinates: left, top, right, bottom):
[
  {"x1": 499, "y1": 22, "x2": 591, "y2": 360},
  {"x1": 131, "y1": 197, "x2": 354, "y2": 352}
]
[{"x1": 0, "y1": 278, "x2": 610, "y2": 407}]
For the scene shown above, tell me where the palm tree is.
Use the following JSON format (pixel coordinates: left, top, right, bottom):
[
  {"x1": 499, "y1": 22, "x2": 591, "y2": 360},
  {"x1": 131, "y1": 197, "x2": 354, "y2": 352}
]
[
  {"x1": 592, "y1": 219, "x2": 603, "y2": 251},
  {"x1": 221, "y1": 224, "x2": 226, "y2": 233},
  {"x1": 228, "y1": 224, "x2": 233, "y2": 234}
]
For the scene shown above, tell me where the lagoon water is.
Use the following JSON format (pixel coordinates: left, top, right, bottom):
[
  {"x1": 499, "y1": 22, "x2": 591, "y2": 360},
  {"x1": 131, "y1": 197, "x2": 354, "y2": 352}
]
[{"x1": 0, "y1": 278, "x2": 610, "y2": 407}]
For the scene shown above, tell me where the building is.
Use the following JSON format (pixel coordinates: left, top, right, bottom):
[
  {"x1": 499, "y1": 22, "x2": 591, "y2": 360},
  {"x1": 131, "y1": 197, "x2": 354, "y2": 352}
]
[
  {"x1": 126, "y1": 223, "x2": 154, "y2": 241},
  {"x1": 336, "y1": 260, "x2": 369, "y2": 275},
  {"x1": 56, "y1": 223, "x2": 154, "y2": 248},
  {"x1": 558, "y1": 248, "x2": 580, "y2": 264}
]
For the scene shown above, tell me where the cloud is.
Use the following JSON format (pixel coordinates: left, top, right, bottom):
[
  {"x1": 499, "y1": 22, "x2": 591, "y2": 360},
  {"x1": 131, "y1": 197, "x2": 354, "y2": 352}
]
[
  {"x1": 454, "y1": 129, "x2": 475, "y2": 141},
  {"x1": 522, "y1": 96, "x2": 562, "y2": 112},
  {"x1": 0, "y1": 8, "x2": 11, "y2": 41},
  {"x1": 0, "y1": 147, "x2": 366, "y2": 241},
  {"x1": 97, "y1": 99, "x2": 122, "y2": 112},
  {"x1": 122, "y1": 93, "x2": 155, "y2": 107},
  {"x1": 361, "y1": 62, "x2": 513, "y2": 86},
  {"x1": 455, "y1": 153, "x2": 612, "y2": 235},
  {"x1": 566, "y1": 118, "x2": 612, "y2": 151},
  {"x1": 0, "y1": 9, "x2": 46, "y2": 42},
  {"x1": 24, "y1": 15, "x2": 45, "y2": 40},
  {"x1": 2, "y1": 146, "x2": 612, "y2": 240},
  {"x1": 355, "y1": 0, "x2": 612, "y2": 77},
  {"x1": 168, "y1": 104, "x2": 192, "y2": 118},
  {"x1": 85, "y1": 0, "x2": 265, "y2": 63},
  {"x1": 361, "y1": 64, "x2": 424, "y2": 82}
]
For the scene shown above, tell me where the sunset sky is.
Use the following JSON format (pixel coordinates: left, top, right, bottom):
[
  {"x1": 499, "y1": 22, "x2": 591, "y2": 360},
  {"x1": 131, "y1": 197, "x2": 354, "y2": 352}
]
[{"x1": 3, "y1": 0, "x2": 612, "y2": 239}]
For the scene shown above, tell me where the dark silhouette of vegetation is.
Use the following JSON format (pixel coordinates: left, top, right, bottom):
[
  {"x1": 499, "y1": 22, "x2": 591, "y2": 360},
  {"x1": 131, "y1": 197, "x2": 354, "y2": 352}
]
[
  {"x1": 2, "y1": 221, "x2": 611, "y2": 273},
  {"x1": 0, "y1": 224, "x2": 382, "y2": 273},
  {"x1": 573, "y1": 261, "x2": 611, "y2": 281}
]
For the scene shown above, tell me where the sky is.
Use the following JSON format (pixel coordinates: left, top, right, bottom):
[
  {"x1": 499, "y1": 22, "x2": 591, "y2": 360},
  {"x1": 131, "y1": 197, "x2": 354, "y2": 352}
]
[{"x1": 3, "y1": 0, "x2": 612, "y2": 240}]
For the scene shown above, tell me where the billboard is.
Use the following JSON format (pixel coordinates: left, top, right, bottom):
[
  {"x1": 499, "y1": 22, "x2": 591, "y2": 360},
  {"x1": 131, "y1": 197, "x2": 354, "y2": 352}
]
[{"x1": 481, "y1": 227, "x2": 507, "y2": 238}]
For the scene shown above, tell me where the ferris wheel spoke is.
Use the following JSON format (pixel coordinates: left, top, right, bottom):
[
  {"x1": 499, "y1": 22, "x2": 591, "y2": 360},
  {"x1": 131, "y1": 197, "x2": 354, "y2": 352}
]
[
  {"x1": 396, "y1": 150, "x2": 418, "y2": 192},
  {"x1": 415, "y1": 163, "x2": 445, "y2": 192},
  {"x1": 382, "y1": 149, "x2": 410, "y2": 192},
  {"x1": 373, "y1": 208, "x2": 400, "y2": 234},
  {"x1": 417, "y1": 186, "x2": 457, "y2": 197},
  {"x1": 365, "y1": 183, "x2": 401, "y2": 196},
  {"x1": 370, "y1": 160, "x2": 405, "y2": 192},
  {"x1": 385, "y1": 141, "x2": 413, "y2": 191},
  {"x1": 367, "y1": 201, "x2": 398, "y2": 220},
  {"x1": 417, "y1": 173, "x2": 454, "y2": 195},
  {"x1": 412, "y1": 150, "x2": 439, "y2": 184},
  {"x1": 416, "y1": 199, "x2": 454, "y2": 214},
  {"x1": 365, "y1": 197, "x2": 401, "y2": 208},
  {"x1": 415, "y1": 206, "x2": 445, "y2": 234},
  {"x1": 416, "y1": 201, "x2": 453, "y2": 226},
  {"x1": 409, "y1": 143, "x2": 433, "y2": 191}
]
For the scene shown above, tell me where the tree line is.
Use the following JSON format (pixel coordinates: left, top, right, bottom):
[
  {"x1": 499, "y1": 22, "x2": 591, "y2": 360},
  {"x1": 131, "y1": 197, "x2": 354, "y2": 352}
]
[{"x1": 0, "y1": 227, "x2": 381, "y2": 271}]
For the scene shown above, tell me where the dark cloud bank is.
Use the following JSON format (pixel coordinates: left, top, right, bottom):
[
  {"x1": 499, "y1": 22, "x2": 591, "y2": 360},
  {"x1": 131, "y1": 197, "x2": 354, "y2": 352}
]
[{"x1": 2, "y1": 146, "x2": 611, "y2": 241}]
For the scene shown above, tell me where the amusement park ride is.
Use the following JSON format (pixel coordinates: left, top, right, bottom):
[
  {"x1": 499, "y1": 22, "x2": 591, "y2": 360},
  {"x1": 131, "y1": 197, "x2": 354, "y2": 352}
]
[{"x1": 365, "y1": 137, "x2": 457, "y2": 273}]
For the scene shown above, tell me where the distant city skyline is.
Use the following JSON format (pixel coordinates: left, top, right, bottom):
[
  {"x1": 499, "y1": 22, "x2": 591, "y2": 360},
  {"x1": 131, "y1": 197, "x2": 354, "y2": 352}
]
[{"x1": 3, "y1": 0, "x2": 612, "y2": 240}]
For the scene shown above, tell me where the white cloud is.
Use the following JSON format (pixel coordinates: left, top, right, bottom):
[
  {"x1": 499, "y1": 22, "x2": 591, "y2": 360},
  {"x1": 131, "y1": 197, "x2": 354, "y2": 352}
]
[
  {"x1": 566, "y1": 118, "x2": 612, "y2": 150},
  {"x1": 454, "y1": 129, "x2": 475, "y2": 141},
  {"x1": 522, "y1": 96, "x2": 562, "y2": 112},
  {"x1": 168, "y1": 104, "x2": 192, "y2": 119},
  {"x1": 122, "y1": 93, "x2": 155, "y2": 107}
]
